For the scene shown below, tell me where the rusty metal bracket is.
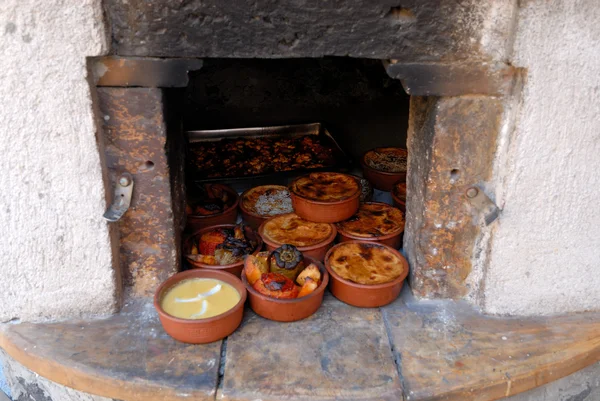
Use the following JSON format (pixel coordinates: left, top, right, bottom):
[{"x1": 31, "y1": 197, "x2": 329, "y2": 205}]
[
  {"x1": 465, "y1": 186, "x2": 500, "y2": 226},
  {"x1": 103, "y1": 173, "x2": 134, "y2": 222}
]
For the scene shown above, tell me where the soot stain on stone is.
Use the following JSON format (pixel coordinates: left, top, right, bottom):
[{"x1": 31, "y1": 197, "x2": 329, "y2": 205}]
[
  {"x1": 5, "y1": 22, "x2": 16, "y2": 34},
  {"x1": 16, "y1": 377, "x2": 53, "y2": 401},
  {"x1": 22, "y1": 34, "x2": 32, "y2": 43}
]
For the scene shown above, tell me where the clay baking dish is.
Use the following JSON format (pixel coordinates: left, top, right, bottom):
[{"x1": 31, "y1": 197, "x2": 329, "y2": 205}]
[
  {"x1": 361, "y1": 147, "x2": 408, "y2": 191},
  {"x1": 154, "y1": 269, "x2": 247, "y2": 344},
  {"x1": 391, "y1": 181, "x2": 407, "y2": 213},
  {"x1": 184, "y1": 224, "x2": 263, "y2": 278},
  {"x1": 336, "y1": 202, "x2": 405, "y2": 249},
  {"x1": 324, "y1": 241, "x2": 409, "y2": 308},
  {"x1": 186, "y1": 184, "x2": 239, "y2": 232},
  {"x1": 241, "y1": 256, "x2": 329, "y2": 322},
  {"x1": 239, "y1": 185, "x2": 293, "y2": 230},
  {"x1": 289, "y1": 172, "x2": 361, "y2": 223},
  {"x1": 258, "y1": 213, "x2": 337, "y2": 262}
]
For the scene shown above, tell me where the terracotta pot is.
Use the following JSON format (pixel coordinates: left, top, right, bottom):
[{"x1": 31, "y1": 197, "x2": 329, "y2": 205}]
[
  {"x1": 186, "y1": 184, "x2": 239, "y2": 232},
  {"x1": 258, "y1": 216, "x2": 337, "y2": 262},
  {"x1": 183, "y1": 224, "x2": 263, "y2": 278},
  {"x1": 391, "y1": 181, "x2": 407, "y2": 214},
  {"x1": 361, "y1": 148, "x2": 408, "y2": 192},
  {"x1": 239, "y1": 185, "x2": 292, "y2": 230},
  {"x1": 241, "y1": 256, "x2": 329, "y2": 322},
  {"x1": 324, "y1": 241, "x2": 409, "y2": 308},
  {"x1": 154, "y1": 269, "x2": 247, "y2": 344},
  {"x1": 289, "y1": 174, "x2": 360, "y2": 223},
  {"x1": 336, "y1": 202, "x2": 404, "y2": 249}
]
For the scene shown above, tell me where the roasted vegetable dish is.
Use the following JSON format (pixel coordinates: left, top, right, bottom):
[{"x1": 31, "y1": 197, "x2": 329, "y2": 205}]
[
  {"x1": 186, "y1": 184, "x2": 236, "y2": 216},
  {"x1": 245, "y1": 246, "x2": 322, "y2": 299},
  {"x1": 187, "y1": 225, "x2": 257, "y2": 266},
  {"x1": 190, "y1": 135, "x2": 337, "y2": 179},
  {"x1": 363, "y1": 147, "x2": 408, "y2": 173}
]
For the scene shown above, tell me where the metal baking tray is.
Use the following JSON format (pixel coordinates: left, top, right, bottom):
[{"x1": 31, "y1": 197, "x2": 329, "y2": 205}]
[{"x1": 186, "y1": 123, "x2": 351, "y2": 191}]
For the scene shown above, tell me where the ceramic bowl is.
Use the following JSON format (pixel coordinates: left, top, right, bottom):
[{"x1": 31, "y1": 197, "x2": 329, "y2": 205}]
[
  {"x1": 184, "y1": 224, "x2": 263, "y2": 278},
  {"x1": 241, "y1": 256, "x2": 329, "y2": 322},
  {"x1": 239, "y1": 185, "x2": 293, "y2": 230},
  {"x1": 289, "y1": 173, "x2": 361, "y2": 223},
  {"x1": 186, "y1": 184, "x2": 239, "y2": 232},
  {"x1": 361, "y1": 148, "x2": 408, "y2": 191},
  {"x1": 336, "y1": 202, "x2": 404, "y2": 249},
  {"x1": 154, "y1": 269, "x2": 247, "y2": 344},
  {"x1": 258, "y1": 214, "x2": 337, "y2": 262},
  {"x1": 324, "y1": 241, "x2": 409, "y2": 308},
  {"x1": 391, "y1": 181, "x2": 407, "y2": 213}
]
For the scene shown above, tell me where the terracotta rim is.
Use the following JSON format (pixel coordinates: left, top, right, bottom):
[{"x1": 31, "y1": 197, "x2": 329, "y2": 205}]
[
  {"x1": 239, "y1": 184, "x2": 291, "y2": 220},
  {"x1": 324, "y1": 241, "x2": 409, "y2": 289},
  {"x1": 336, "y1": 202, "x2": 405, "y2": 241},
  {"x1": 288, "y1": 174, "x2": 361, "y2": 205},
  {"x1": 391, "y1": 181, "x2": 407, "y2": 204},
  {"x1": 184, "y1": 224, "x2": 263, "y2": 269},
  {"x1": 360, "y1": 147, "x2": 408, "y2": 176},
  {"x1": 257, "y1": 214, "x2": 337, "y2": 252},
  {"x1": 241, "y1": 257, "x2": 330, "y2": 304},
  {"x1": 187, "y1": 184, "x2": 240, "y2": 219},
  {"x1": 153, "y1": 269, "x2": 247, "y2": 324}
]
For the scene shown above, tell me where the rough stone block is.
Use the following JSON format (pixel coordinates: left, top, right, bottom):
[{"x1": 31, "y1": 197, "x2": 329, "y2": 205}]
[
  {"x1": 404, "y1": 95, "x2": 504, "y2": 299},
  {"x1": 97, "y1": 88, "x2": 180, "y2": 297}
]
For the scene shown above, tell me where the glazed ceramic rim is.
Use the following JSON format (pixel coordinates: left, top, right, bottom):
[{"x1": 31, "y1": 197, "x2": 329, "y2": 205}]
[
  {"x1": 336, "y1": 201, "x2": 405, "y2": 241},
  {"x1": 288, "y1": 173, "x2": 361, "y2": 205},
  {"x1": 324, "y1": 240, "x2": 409, "y2": 290},
  {"x1": 153, "y1": 269, "x2": 247, "y2": 324},
  {"x1": 187, "y1": 184, "x2": 240, "y2": 219},
  {"x1": 241, "y1": 256, "x2": 329, "y2": 304},
  {"x1": 258, "y1": 213, "x2": 337, "y2": 252},
  {"x1": 361, "y1": 147, "x2": 408, "y2": 176},
  {"x1": 184, "y1": 224, "x2": 263, "y2": 269},
  {"x1": 239, "y1": 184, "x2": 292, "y2": 220}
]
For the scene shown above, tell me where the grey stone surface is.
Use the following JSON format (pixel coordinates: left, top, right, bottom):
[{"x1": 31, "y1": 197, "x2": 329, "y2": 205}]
[
  {"x1": 503, "y1": 361, "x2": 600, "y2": 401},
  {"x1": 104, "y1": 0, "x2": 516, "y2": 62},
  {"x1": 0, "y1": 350, "x2": 118, "y2": 401}
]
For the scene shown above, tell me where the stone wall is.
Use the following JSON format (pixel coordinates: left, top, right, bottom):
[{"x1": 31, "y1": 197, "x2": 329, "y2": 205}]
[
  {"x1": 482, "y1": 0, "x2": 600, "y2": 315},
  {"x1": 0, "y1": 1, "x2": 119, "y2": 322}
]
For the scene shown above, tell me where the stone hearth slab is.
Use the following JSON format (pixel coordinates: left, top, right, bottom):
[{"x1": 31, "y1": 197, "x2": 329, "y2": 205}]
[{"x1": 219, "y1": 294, "x2": 403, "y2": 401}]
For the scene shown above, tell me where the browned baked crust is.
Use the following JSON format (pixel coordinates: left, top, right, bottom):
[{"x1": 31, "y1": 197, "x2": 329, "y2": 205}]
[
  {"x1": 261, "y1": 213, "x2": 333, "y2": 247},
  {"x1": 392, "y1": 182, "x2": 407, "y2": 202},
  {"x1": 337, "y1": 202, "x2": 404, "y2": 238},
  {"x1": 328, "y1": 242, "x2": 404, "y2": 285},
  {"x1": 290, "y1": 172, "x2": 359, "y2": 202}
]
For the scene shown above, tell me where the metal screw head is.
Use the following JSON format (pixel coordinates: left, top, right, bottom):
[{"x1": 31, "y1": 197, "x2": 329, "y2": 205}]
[
  {"x1": 119, "y1": 175, "x2": 131, "y2": 187},
  {"x1": 466, "y1": 187, "x2": 479, "y2": 198}
]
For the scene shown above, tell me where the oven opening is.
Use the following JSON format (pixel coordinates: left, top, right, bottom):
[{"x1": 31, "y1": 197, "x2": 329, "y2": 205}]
[{"x1": 173, "y1": 57, "x2": 411, "y2": 277}]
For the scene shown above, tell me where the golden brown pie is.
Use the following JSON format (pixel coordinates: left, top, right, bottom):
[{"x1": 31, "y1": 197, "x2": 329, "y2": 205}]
[
  {"x1": 261, "y1": 213, "x2": 334, "y2": 247},
  {"x1": 290, "y1": 172, "x2": 360, "y2": 202},
  {"x1": 364, "y1": 147, "x2": 408, "y2": 173},
  {"x1": 337, "y1": 202, "x2": 404, "y2": 238},
  {"x1": 328, "y1": 242, "x2": 404, "y2": 285}
]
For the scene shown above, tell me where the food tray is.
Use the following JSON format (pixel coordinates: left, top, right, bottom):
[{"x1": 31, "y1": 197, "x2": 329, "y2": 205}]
[{"x1": 186, "y1": 123, "x2": 351, "y2": 190}]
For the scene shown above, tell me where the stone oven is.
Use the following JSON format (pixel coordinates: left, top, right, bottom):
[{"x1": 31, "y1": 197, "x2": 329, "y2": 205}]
[{"x1": 2, "y1": 1, "x2": 600, "y2": 400}]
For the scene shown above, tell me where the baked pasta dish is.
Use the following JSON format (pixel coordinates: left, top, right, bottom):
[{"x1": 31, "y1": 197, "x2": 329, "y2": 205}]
[
  {"x1": 261, "y1": 213, "x2": 334, "y2": 247},
  {"x1": 328, "y1": 242, "x2": 404, "y2": 285},
  {"x1": 290, "y1": 172, "x2": 360, "y2": 202},
  {"x1": 337, "y1": 202, "x2": 404, "y2": 238}
]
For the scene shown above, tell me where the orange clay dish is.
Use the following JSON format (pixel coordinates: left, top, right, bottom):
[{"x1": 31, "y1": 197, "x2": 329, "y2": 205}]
[{"x1": 244, "y1": 246, "x2": 323, "y2": 299}]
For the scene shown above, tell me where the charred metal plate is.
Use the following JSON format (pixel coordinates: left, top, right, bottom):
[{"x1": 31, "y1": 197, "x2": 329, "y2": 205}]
[{"x1": 92, "y1": 56, "x2": 203, "y2": 87}]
